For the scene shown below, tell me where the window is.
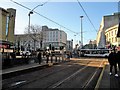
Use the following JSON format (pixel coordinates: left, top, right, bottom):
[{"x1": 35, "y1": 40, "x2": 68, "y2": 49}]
[
  {"x1": 112, "y1": 38, "x2": 114, "y2": 42},
  {"x1": 111, "y1": 31, "x2": 113, "y2": 36},
  {"x1": 115, "y1": 37, "x2": 117, "y2": 42},
  {"x1": 109, "y1": 32, "x2": 111, "y2": 37},
  {"x1": 115, "y1": 30, "x2": 117, "y2": 35}
]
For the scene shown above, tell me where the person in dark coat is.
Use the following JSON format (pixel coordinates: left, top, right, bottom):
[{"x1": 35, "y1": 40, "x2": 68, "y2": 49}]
[
  {"x1": 38, "y1": 51, "x2": 42, "y2": 64},
  {"x1": 116, "y1": 50, "x2": 120, "y2": 71},
  {"x1": 46, "y1": 50, "x2": 49, "y2": 63},
  {"x1": 108, "y1": 50, "x2": 118, "y2": 77}
]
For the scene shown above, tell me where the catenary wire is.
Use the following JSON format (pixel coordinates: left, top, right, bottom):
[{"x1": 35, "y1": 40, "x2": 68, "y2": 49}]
[
  {"x1": 10, "y1": 0, "x2": 78, "y2": 34},
  {"x1": 77, "y1": 0, "x2": 97, "y2": 32}
]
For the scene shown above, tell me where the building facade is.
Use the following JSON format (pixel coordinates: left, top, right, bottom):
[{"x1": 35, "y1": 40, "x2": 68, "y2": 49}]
[
  {"x1": 66, "y1": 40, "x2": 73, "y2": 51},
  {"x1": 105, "y1": 24, "x2": 120, "y2": 47},
  {"x1": 42, "y1": 26, "x2": 67, "y2": 50},
  {"x1": 96, "y1": 12, "x2": 120, "y2": 48},
  {"x1": 0, "y1": 7, "x2": 16, "y2": 43},
  {"x1": 15, "y1": 26, "x2": 67, "y2": 51}
]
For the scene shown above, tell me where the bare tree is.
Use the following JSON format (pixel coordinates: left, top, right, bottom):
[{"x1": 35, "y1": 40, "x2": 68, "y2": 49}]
[{"x1": 24, "y1": 24, "x2": 43, "y2": 51}]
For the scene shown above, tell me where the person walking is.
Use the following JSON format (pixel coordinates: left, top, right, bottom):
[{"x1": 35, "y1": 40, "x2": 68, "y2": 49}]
[
  {"x1": 116, "y1": 50, "x2": 120, "y2": 71},
  {"x1": 46, "y1": 50, "x2": 49, "y2": 63},
  {"x1": 108, "y1": 50, "x2": 118, "y2": 77},
  {"x1": 38, "y1": 51, "x2": 42, "y2": 64}
]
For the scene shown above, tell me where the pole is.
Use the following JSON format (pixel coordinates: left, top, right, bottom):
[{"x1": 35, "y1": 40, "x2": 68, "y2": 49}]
[
  {"x1": 80, "y1": 16, "x2": 83, "y2": 48},
  {"x1": 28, "y1": 13, "x2": 30, "y2": 34}
]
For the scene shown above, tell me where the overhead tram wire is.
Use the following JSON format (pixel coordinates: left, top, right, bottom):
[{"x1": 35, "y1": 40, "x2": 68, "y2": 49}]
[
  {"x1": 10, "y1": 0, "x2": 78, "y2": 34},
  {"x1": 77, "y1": 0, "x2": 97, "y2": 32}
]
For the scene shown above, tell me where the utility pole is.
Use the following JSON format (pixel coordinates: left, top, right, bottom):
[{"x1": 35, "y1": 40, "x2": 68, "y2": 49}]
[{"x1": 80, "y1": 16, "x2": 84, "y2": 48}]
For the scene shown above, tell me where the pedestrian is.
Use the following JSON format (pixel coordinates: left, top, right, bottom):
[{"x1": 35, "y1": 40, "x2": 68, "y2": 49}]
[
  {"x1": 108, "y1": 50, "x2": 118, "y2": 77},
  {"x1": 116, "y1": 50, "x2": 120, "y2": 71},
  {"x1": 38, "y1": 51, "x2": 42, "y2": 64},
  {"x1": 46, "y1": 50, "x2": 49, "y2": 63}
]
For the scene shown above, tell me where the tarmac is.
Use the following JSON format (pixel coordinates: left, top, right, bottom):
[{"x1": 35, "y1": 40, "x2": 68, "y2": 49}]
[{"x1": 1, "y1": 58, "x2": 120, "y2": 89}]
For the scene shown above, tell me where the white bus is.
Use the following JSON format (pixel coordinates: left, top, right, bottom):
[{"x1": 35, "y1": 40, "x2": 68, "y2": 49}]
[{"x1": 80, "y1": 49, "x2": 111, "y2": 57}]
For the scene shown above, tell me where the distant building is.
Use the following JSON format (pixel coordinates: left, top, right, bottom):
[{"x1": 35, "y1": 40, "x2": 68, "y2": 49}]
[
  {"x1": 66, "y1": 40, "x2": 73, "y2": 51},
  {"x1": 105, "y1": 24, "x2": 119, "y2": 47},
  {"x1": 0, "y1": 7, "x2": 16, "y2": 48},
  {"x1": 96, "y1": 12, "x2": 120, "y2": 48},
  {"x1": 42, "y1": 26, "x2": 67, "y2": 50},
  {"x1": 15, "y1": 26, "x2": 67, "y2": 51},
  {"x1": 83, "y1": 40, "x2": 97, "y2": 49}
]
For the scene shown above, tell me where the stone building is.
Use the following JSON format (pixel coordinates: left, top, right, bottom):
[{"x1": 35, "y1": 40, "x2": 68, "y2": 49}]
[
  {"x1": 0, "y1": 7, "x2": 16, "y2": 48},
  {"x1": 96, "y1": 12, "x2": 120, "y2": 48},
  {"x1": 15, "y1": 26, "x2": 67, "y2": 51}
]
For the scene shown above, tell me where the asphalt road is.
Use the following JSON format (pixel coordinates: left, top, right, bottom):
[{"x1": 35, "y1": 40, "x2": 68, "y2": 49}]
[{"x1": 2, "y1": 58, "x2": 106, "y2": 89}]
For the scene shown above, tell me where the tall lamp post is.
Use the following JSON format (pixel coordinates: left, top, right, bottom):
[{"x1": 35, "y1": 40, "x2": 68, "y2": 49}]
[
  {"x1": 80, "y1": 16, "x2": 84, "y2": 48},
  {"x1": 74, "y1": 34, "x2": 76, "y2": 48},
  {"x1": 28, "y1": 4, "x2": 44, "y2": 51}
]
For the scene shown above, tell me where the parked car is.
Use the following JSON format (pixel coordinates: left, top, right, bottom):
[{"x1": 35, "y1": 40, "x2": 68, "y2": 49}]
[{"x1": 20, "y1": 51, "x2": 31, "y2": 56}]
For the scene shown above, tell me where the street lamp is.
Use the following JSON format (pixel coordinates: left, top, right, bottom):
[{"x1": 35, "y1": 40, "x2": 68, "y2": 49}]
[
  {"x1": 28, "y1": 4, "x2": 44, "y2": 51},
  {"x1": 28, "y1": 1, "x2": 48, "y2": 33},
  {"x1": 28, "y1": 11, "x2": 33, "y2": 33},
  {"x1": 80, "y1": 16, "x2": 84, "y2": 48},
  {"x1": 74, "y1": 34, "x2": 76, "y2": 47}
]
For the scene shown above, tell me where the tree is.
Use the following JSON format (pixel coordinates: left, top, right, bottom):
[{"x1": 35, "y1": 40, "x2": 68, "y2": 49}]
[{"x1": 24, "y1": 24, "x2": 44, "y2": 51}]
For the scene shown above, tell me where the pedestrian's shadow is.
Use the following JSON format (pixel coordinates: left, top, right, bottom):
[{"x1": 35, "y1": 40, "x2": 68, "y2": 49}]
[{"x1": 110, "y1": 73, "x2": 120, "y2": 89}]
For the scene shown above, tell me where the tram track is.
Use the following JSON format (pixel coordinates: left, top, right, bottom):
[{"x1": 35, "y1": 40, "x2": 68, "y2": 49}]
[
  {"x1": 48, "y1": 60, "x2": 105, "y2": 88},
  {"x1": 2, "y1": 59, "x2": 105, "y2": 89},
  {"x1": 82, "y1": 60, "x2": 104, "y2": 88},
  {"x1": 2, "y1": 60, "x2": 90, "y2": 89}
]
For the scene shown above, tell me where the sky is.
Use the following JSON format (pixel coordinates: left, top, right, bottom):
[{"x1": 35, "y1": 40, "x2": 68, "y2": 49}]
[{"x1": 0, "y1": 0, "x2": 119, "y2": 47}]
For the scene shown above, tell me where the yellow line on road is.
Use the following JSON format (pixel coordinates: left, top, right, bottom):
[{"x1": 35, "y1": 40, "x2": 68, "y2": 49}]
[{"x1": 95, "y1": 64, "x2": 106, "y2": 89}]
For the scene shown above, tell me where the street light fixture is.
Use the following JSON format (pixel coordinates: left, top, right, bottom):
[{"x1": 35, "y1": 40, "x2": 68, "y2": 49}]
[
  {"x1": 28, "y1": 4, "x2": 46, "y2": 51},
  {"x1": 28, "y1": 11, "x2": 33, "y2": 33},
  {"x1": 80, "y1": 16, "x2": 84, "y2": 48},
  {"x1": 28, "y1": 1, "x2": 49, "y2": 33}
]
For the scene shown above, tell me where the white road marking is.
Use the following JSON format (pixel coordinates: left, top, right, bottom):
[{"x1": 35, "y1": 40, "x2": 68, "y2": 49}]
[{"x1": 51, "y1": 65, "x2": 88, "y2": 88}]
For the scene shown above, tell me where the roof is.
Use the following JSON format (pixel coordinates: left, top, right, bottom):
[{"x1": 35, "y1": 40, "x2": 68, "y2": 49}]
[{"x1": 0, "y1": 7, "x2": 8, "y2": 13}]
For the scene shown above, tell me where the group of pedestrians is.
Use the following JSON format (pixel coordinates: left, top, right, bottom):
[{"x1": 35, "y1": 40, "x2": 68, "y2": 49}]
[{"x1": 108, "y1": 49, "x2": 120, "y2": 77}]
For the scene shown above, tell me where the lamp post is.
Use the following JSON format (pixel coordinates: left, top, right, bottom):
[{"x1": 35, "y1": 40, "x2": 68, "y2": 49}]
[
  {"x1": 28, "y1": 2, "x2": 47, "y2": 33},
  {"x1": 28, "y1": 11, "x2": 33, "y2": 34},
  {"x1": 28, "y1": 4, "x2": 44, "y2": 51},
  {"x1": 80, "y1": 16, "x2": 84, "y2": 48},
  {"x1": 74, "y1": 34, "x2": 76, "y2": 48}
]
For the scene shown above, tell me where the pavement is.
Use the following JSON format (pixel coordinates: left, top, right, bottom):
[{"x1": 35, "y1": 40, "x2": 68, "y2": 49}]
[
  {"x1": 1, "y1": 57, "x2": 68, "y2": 80},
  {"x1": 95, "y1": 63, "x2": 120, "y2": 89}
]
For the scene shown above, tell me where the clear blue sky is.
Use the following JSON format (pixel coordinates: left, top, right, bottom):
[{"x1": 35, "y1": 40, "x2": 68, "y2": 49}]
[{"x1": 0, "y1": 0, "x2": 119, "y2": 46}]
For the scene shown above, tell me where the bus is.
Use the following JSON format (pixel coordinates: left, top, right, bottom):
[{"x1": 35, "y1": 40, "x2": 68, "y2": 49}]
[{"x1": 80, "y1": 49, "x2": 111, "y2": 57}]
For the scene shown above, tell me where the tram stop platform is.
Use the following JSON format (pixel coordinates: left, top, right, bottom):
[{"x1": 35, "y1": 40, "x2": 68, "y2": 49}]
[{"x1": 96, "y1": 64, "x2": 120, "y2": 89}]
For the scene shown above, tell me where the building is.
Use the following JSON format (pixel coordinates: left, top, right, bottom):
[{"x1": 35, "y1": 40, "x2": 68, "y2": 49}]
[
  {"x1": 0, "y1": 7, "x2": 16, "y2": 48},
  {"x1": 15, "y1": 34, "x2": 41, "y2": 51},
  {"x1": 0, "y1": 8, "x2": 8, "y2": 41},
  {"x1": 96, "y1": 12, "x2": 120, "y2": 48},
  {"x1": 15, "y1": 26, "x2": 67, "y2": 51},
  {"x1": 42, "y1": 26, "x2": 67, "y2": 50},
  {"x1": 105, "y1": 24, "x2": 120, "y2": 47},
  {"x1": 66, "y1": 40, "x2": 73, "y2": 51},
  {"x1": 82, "y1": 40, "x2": 97, "y2": 49}
]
